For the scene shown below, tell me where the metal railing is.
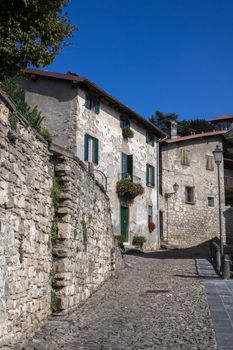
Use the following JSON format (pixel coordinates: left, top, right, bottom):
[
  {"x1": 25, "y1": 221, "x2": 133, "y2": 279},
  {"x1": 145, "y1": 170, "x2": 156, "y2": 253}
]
[{"x1": 209, "y1": 239, "x2": 232, "y2": 279}]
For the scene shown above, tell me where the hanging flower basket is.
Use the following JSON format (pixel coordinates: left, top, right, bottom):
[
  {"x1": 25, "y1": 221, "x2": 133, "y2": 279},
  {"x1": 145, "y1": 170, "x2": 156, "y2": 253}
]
[
  {"x1": 116, "y1": 179, "x2": 144, "y2": 201},
  {"x1": 148, "y1": 222, "x2": 156, "y2": 232},
  {"x1": 122, "y1": 126, "x2": 134, "y2": 139}
]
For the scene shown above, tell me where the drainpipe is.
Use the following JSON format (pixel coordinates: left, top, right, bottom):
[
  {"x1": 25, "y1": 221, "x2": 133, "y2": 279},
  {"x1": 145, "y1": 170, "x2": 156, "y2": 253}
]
[{"x1": 157, "y1": 135, "x2": 168, "y2": 249}]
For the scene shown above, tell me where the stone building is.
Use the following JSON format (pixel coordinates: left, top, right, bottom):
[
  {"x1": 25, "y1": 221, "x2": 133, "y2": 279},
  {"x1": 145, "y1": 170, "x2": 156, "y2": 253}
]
[
  {"x1": 19, "y1": 69, "x2": 166, "y2": 250},
  {"x1": 160, "y1": 124, "x2": 230, "y2": 248},
  {"x1": 211, "y1": 115, "x2": 233, "y2": 131}
]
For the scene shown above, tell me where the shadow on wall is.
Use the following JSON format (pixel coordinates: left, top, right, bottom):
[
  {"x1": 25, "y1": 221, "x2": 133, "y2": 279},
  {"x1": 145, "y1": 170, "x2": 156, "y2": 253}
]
[
  {"x1": 224, "y1": 207, "x2": 233, "y2": 244},
  {"x1": 125, "y1": 239, "x2": 214, "y2": 260}
]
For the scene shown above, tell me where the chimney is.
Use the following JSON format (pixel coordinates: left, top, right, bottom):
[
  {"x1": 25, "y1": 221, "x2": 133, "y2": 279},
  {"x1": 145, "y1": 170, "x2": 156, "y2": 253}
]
[{"x1": 170, "y1": 121, "x2": 178, "y2": 139}]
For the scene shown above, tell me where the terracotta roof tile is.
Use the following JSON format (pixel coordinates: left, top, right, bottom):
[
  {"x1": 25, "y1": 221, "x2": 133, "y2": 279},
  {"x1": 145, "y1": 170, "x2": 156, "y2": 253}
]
[{"x1": 165, "y1": 131, "x2": 226, "y2": 144}]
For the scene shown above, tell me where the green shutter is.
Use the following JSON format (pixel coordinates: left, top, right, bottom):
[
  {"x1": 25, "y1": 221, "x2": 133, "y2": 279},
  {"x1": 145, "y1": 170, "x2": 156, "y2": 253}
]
[
  {"x1": 151, "y1": 166, "x2": 155, "y2": 186},
  {"x1": 95, "y1": 99, "x2": 100, "y2": 114},
  {"x1": 85, "y1": 95, "x2": 91, "y2": 109},
  {"x1": 122, "y1": 153, "x2": 127, "y2": 179},
  {"x1": 120, "y1": 115, "x2": 125, "y2": 128},
  {"x1": 94, "y1": 138, "x2": 99, "y2": 165},
  {"x1": 84, "y1": 134, "x2": 89, "y2": 161},
  {"x1": 146, "y1": 164, "x2": 149, "y2": 185},
  {"x1": 127, "y1": 155, "x2": 133, "y2": 179}
]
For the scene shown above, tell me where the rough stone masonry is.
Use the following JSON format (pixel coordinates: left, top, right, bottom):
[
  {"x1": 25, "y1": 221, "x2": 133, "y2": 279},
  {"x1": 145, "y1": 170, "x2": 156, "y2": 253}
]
[{"x1": 0, "y1": 89, "x2": 123, "y2": 349}]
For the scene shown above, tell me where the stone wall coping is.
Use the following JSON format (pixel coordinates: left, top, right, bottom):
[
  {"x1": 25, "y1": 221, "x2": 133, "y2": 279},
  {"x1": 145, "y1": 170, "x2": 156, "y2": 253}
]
[{"x1": 50, "y1": 143, "x2": 109, "y2": 197}]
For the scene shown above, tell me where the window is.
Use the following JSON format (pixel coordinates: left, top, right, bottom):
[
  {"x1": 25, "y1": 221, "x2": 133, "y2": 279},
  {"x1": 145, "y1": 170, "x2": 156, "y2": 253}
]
[
  {"x1": 84, "y1": 134, "x2": 99, "y2": 164},
  {"x1": 146, "y1": 164, "x2": 155, "y2": 187},
  {"x1": 120, "y1": 115, "x2": 130, "y2": 128},
  {"x1": 185, "y1": 186, "x2": 194, "y2": 204},
  {"x1": 148, "y1": 206, "x2": 153, "y2": 224},
  {"x1": 206, "y1": 155, "x2": 214, "y2": 171},
  {"x1": 121, "y1": 153, "x2": 133, "y2": 180},
  {"x1": 208, "y1": 197, "x2": 214, "y2": 207},
  {"x1": 85, "y1": 94, "x2": 100, "y2": 114},
  {"x1": 146, "y1": 132, "x2": 155, "y2": 146},
  {"x1": 181, "y1": 149, "x2": 190, "y2": 166}
]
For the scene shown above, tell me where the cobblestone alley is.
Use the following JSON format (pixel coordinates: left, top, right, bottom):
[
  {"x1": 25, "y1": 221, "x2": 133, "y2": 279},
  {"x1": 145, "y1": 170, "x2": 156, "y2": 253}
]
[{"x1": 24, "y1": 248, "x2": 217, "y2": 350}]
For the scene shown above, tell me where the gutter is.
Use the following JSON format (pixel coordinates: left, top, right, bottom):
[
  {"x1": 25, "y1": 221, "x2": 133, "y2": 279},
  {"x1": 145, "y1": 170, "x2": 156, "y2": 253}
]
[{"x1": 156, "y1": 135, "x2": 168, "y2": 249}]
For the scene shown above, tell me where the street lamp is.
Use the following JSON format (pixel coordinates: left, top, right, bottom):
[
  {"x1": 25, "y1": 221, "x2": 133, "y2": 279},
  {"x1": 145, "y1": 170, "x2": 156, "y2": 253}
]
[
  {"x1": 213, "y1": 145, "x2": 224, "y2": 258},
  {"x1": 165, "y1": 183, "x2": 179, "y2": 242}
]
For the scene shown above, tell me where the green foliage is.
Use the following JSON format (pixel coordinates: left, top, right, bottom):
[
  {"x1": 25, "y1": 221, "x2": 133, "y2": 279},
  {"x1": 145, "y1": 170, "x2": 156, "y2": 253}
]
[
  {"x1": 9, "y1": 112, "x2": 17, "y2": 130},
  {"x1": 51, "y1": 290, "x2": 60, "y2": 313},
  {"x1": 132, "y1": 235, "x2": 146, "y2": 247},
  {"x1": 122, "y1": 126, "x2": 134, "y2": 139},
  {"x1": 0, "y1": 0, "x2": 76, "y2": 79},
  {"x1": 115, "y1": 235, "x2": 125, "y2": 251},
  {"x1": 50, "y1": 270, "x2": 57, "y2": 289},
  {"x1": 51, "y1": 177, "x2": 62, "y2": 211},
  {"x1": 178, "y1": 119, "x2": 215, "y2": 136},
  {"x1": 116, "y1": 179, "x2": 144, "y2": 201},
  {"x1": 0, "y1": 79, "x2": 53, "y2": 142},
  {"x1": 40, "y1": 128, "x2": 53, "y2": 145},
  {"x1": 51, "y1": 217, "x2": 59, "y2": 244},
  {"x1": 82, "y1": 220, "x2": 88, "y2": 251},
  {"x1": 150, "y1": 110, "x2": 178, "y2": 131},
  {"x1": 51, "y1": 177, "x2": 62, "y2": 245}
]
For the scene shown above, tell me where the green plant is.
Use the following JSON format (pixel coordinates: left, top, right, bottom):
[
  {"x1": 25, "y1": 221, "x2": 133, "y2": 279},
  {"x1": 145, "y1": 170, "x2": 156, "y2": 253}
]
[
  {"x1": 132, "y1": 235, "x2": 146, "y2": 248},
  {"x1": 0, "y1": 79, "x2": 52, "y2": 138},
  {"x1": 9, "y1": 112, "x2": 17, "y2": 130},
  {"x1": 51, "y1": 290, "x2": 60, "y2": 313},
  {"x1": 40, "y1": 128, "x2": 53, "y2": 145},
  {"x1": 115, "y1": 235, "x2": 125, "y2": 251},
  {"x1": 82, "y1": 220, "x2": 88, "y2": 251},
  {"x1": 51, "y1": 177, "x2": 62, "y2": 211},
  {"x1": 116, "y1": 179, "x2": 144, "y2": 201},
  {"x1": 50, "y1": 270, "x2": 57, "y2": 289},
  {"x1": 51, "y1": 217, "x2": 59, "y2": 244},
  {"x1": 122, "y1": 126, "x2": 134, "y2": 139}
]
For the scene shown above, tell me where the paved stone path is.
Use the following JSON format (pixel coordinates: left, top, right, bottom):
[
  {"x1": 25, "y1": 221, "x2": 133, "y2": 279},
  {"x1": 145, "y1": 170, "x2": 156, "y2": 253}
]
[
  {"x1": 197, "y1": 259, "x2": 233, "y2": 350},
  {"x1": 24, "y1": 249, "x2": 217, "y2": 350}
]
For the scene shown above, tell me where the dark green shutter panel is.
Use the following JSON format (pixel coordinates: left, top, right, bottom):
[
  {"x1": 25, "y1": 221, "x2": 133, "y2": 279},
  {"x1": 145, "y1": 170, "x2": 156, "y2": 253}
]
[
  {"x1": 152, "y1": 166, "x2": 155, "y2": 186},
  {"x1": 120, "y1": 115, "x2": 124, "y2": 128},
  {"x1": 146, "y1": 164, "x2": 149, "y2": 185},
  {"x1": 127, "y1": 155, "x2": 133, "y2": 179},
  {"x1": 95, "y1": 99, "x2": 100, "y2": 114},
  {"x1": 85, "y1": 95, "x2": 91, "y2": 109},
  {"x1": 122, "y1": 153, "x2": 127, "y2": 179},
  {"x1": 84, "y1": 134, "x2": 89, "y2": 161},
  {"x1": 94, "y1": 138, "x2": 99, "y2": 165}
]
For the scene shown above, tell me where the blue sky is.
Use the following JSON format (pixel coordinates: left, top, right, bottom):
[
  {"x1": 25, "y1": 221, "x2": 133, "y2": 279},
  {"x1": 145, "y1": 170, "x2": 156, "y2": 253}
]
[{"x1": 47, "y1": 0, "x2": 233, "y2": 121}]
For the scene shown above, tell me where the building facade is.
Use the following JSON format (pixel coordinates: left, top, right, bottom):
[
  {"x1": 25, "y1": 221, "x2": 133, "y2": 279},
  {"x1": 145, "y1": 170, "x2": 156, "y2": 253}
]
[
  {"x1": 19, "y1": 69, "x2": 166, "y2": 250},
  {"x1": 160, "y1": 129, "x2": 228, "y2": 248}
]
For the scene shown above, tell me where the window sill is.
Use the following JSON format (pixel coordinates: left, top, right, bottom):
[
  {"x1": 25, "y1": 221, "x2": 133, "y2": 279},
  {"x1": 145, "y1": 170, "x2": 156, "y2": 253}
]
[
  {"x1": 185, "y1": 201, "x2": 195, "y2": 205},
  {"x1": 147, "y1": 184, "x2": 155, "y2": 188}
]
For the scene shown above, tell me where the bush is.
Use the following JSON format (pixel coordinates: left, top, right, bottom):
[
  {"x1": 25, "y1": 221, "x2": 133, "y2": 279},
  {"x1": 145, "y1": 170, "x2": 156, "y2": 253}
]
[
  {"x1": 115, "y1": 235, "x2": 125, "y2": 251},
  {"x1": 116, "y1": 179, "x2": 144, "y2": 201},
  {"x1": 122, "y1": 126, "x2": 134, "y2": 139},
  {"x1": 132, "y1": 236, "x2": 146, "y2": 247}
]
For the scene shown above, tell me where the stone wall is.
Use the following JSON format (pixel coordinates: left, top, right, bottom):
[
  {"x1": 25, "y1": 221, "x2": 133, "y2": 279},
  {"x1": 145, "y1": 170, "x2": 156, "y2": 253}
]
[
  {"x1": 51, "y1": 145, "x2": 123, "y2": 312},
  {"x1": 0, "y1": 93, "x2": 53, "y2": 349},
  {"x1": 0, "y1": 90, "x2": 123, "y2": 348},
  {"x1": 160, "y1": 136, "x2": 226, "y2": 248}
]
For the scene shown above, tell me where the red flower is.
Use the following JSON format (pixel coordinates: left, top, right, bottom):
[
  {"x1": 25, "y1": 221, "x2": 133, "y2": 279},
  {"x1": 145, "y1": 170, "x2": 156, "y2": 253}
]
[{"x1": 148, "y1": 222, "x2": 156, "y2": 231}]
